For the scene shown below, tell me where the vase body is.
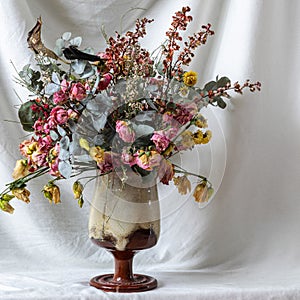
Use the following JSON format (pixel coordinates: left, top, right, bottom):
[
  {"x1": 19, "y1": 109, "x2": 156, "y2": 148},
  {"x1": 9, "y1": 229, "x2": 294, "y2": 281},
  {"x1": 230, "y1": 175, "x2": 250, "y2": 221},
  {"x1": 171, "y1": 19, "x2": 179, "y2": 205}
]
[{"x1": 89, "y1": 171, "x2": 160, "y2": 292}]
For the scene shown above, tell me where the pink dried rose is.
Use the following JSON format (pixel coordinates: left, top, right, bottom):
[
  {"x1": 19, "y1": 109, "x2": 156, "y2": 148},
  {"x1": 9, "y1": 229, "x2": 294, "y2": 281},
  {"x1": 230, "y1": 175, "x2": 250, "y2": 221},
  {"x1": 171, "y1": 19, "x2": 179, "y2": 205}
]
[
  {"x1": 70, "y1": 82, "x2": 86, "y2": 101},
  {"x1": 97, "y1": 152, "x2": 114, "y2": 174},
  {"x1": 43, "y1": 122, "x2": 51, "y2": 134},
  {"x1": 60, "y1": 79, "x2": 70, "y2": 93},
  {"x1": 67, "y1": 109, "x2": 79, "y2": 120},
  {"x1": 115, "y1": 120, "x2": 135, "y2": 143},
  {"x1": 37, "y1": 135, "x2": 53, "y2": 155},
  {"x1": 33, "y1": 119, "x2": 45, "y2": 135},
  {"x1": 134, "y1": 150, "x2": 162, "y2": 171},
  {"x1": 19, "y1": 139, "x2": 47, "y2": 167},
  {"x1": 48, "y1": 106, "x2": 68, "y2": 127},
  {"x1": 98, "y1": 73, "x2": 113, "y2": 91},
  {"x1": 151, "y1": 131, "x2": 171, "y2": 153},
  {"x1": 121, "y1": 150, "x2": 136, "y2": 166},
  {"x1": 30, "y1": 148, "x2": 48, "y2": 167},
  {"x1": 53, "y1": 90, "x2": 68, "y2": 104}
]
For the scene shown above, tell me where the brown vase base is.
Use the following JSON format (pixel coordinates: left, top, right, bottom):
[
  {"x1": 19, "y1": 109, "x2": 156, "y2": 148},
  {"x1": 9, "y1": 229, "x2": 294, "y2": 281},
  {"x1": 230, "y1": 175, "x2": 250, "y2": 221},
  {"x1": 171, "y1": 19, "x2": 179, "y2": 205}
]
[{"x1": 90, "y1": 273, "x2": 157, "y2": 293}]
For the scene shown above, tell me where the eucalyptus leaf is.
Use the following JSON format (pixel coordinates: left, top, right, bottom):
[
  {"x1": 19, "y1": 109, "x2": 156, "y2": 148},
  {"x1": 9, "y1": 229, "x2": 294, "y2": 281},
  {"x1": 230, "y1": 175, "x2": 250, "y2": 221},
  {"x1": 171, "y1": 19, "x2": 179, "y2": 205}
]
[
  {"x1": 216, "y1": 97, "x2": 227, "y2": 109},
  {"x1": 133, "y1": 124, "x2": 154, "y2": 138},
  {"x1": 92, "y1": 114, "x2": 107, "y2": 132},
  {"x1": 54, "y1": 46, "x2": 63, "y2": 57},
  {"x1": 217, "y1": 76, "x2": 231, "y2": 88},
  {"x1": 58, "y1": 161, "x2": 72, "y2": 179},
  {"x1": 50, "y1": 130, "x2": 59, "y2": 141},
  {"x1": 71, "y1": 60, "x2": 86, "y2": 74},
  {"x1": 76, "y1": 154, "x2": 93, "y2": 162},
  {"x1": 86, "y1": 99, "x2": 102, "y2": 113},
  {"x1": 60, "y1": 136, "x2": 70, "y2": 149},
  {"x1": 204, "y1": 80, "x2": 217, "y2": 91},
  {"x1": 155, "y1": 62, "x2": 164, "y2": 76},
  {"x1": 69, "y1": 36, "x2": 82, "y2": 47},
  {"x1": 57, "y1": 125, "x2": 66, "y2": 137},
  {"x1": 145, "y1": 98, "x2": 158, "y2": 111},
  {"x1": 59, "y1": 148, "x2": 70, "y2": 160},
  {"x1": 62, "y1": 32, "x2": 72, "y2": 41},
  {"x1": 80, "y1": 64, "x2": 95, "y2": 79},
  {"x1": 55, "y1": 38, "x2": 65, "y2": 48},
  {"x1": 135, "y1": 111, "x2": 155, "y2": 122},
  {"x1": 52, "y1": 72, "x2": 60, "y2": 85},
  {"x1": 83, "y1": 47, "x2": 95, "y2": 55},
  {"x1": 18, "y1": 101, "x2": 36, "y2": 132},
  {"x1": 145, "y1": 85, "x2": 158, "y2": 93},
  {"x1": 45, "y1": 82, "x2": 60, "y2": 95}
]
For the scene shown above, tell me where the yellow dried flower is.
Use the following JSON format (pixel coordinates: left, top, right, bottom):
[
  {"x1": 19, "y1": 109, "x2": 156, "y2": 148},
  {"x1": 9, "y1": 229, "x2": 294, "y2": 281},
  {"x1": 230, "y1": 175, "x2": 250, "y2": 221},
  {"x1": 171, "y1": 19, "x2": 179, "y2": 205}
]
[
  {"x1": 195, "y1": 114, "x2": 208, "y2": 128},
  {"x1": 72, "y1": 181, "x2": 83, "y2": 199},
  {"x1": 27, "y1": 142, "x2": 38, "y2": 155},
  {"x1": 193, "y1": 130, "x2": 203, "y2": 144},
  {"x1": 193, "y1": 181, "x2": 214, "y2": 203},
  {"x1": 193, "y1": 181, "x2": 208, "y2": 203},
  {"x1": 173, "y1": 175, "x2": 191, "y2": 195},
  {"x1": 201, "y1": 130, "x2": 212, "y2": 144},
  {"x1": 0, "y1": 200, "x2": 14, "y2": 214},
  {"x1": 79, "y1": 138, "x2": 90, "y2": 151},
  {"x1": 89, "y1": 146, "x2": 105, "y2": 163},
  {"x1": 77, "y1": 197, "x2": 84, "y2": 208},
  {"x1": 12, "y1": 159, "x2": 30, "y2": 180},
  {"x1": 12, "y1": 188, "x2": 31, "y2": 203},
  {"x1": 43, "y1": 183, "x2": 61, "y2": 204},
  {"x1": 183, "y1": 71, "x2": 198, "y2": 87}
]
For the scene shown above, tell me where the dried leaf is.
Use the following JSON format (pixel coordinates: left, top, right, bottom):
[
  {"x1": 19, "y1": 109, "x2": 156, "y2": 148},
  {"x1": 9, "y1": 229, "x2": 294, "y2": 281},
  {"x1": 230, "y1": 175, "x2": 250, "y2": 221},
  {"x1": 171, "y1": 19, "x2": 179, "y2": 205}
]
[{"x1": 27, "y1": 17, "x2": 59, "y2": 60}]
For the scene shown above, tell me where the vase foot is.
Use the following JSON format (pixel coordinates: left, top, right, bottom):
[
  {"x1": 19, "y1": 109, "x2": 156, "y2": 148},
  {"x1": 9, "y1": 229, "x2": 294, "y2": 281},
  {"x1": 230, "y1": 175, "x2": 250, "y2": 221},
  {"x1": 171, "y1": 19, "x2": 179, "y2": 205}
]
[{"x1": 90, "y1": 273, "x2": 157, "y2": 293}]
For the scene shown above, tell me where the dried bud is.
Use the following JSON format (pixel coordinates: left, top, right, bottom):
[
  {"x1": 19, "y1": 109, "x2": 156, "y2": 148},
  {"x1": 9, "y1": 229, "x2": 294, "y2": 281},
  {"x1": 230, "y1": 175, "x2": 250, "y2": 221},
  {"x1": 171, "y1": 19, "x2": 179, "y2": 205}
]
[
  {"x1": 79, "y1": 138, "x2": 90, "y2": 151},
  {"x1": 193, "y1": 181, "x2": 213, "y2": 203},
  {"x1": 77, "y1": 196, "x2": 84, "y2": 208},
  {"x1": 73, "y1": 181, "x2": 83, "y2": 199},
  {"x1": 0, "y1": 200, "x2": 14, "y2": 214},
  {"x1": 12, "y1": 159, "x2": 30, "y2": 180},
  {"x1": 12, "y1": 188, "x2": 30, "y2": 203},
  {"x1": 43, "y1": 183, "x2": 61, "y2": 204},
  {"x1": 173, "y1": 175, "x2": 191, "y2": 195}
]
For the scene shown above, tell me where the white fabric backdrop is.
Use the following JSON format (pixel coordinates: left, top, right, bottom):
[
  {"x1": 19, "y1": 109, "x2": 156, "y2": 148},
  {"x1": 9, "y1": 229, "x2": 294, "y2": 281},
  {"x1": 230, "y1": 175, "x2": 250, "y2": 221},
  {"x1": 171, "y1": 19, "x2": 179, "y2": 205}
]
[{"x1": 0, "y1": 0, "x2": 300, "y2": 299}]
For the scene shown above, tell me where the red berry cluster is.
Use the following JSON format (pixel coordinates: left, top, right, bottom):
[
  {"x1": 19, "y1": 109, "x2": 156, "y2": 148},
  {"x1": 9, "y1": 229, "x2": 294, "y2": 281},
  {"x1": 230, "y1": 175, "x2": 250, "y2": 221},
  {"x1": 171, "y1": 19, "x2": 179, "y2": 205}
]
[
  {"x1": 162, "y1": 6, "x2": 214, "y2": 78},
  {"x1": 105, "y1": 18, "x2": 154, "y2": 78}
]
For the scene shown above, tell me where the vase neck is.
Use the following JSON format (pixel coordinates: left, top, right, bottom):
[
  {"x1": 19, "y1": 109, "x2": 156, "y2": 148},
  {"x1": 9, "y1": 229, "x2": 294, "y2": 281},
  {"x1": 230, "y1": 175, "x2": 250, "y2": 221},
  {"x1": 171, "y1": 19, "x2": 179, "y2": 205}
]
[{"x1": 111, "y1": 250, "x2": 136, "y2": 282}]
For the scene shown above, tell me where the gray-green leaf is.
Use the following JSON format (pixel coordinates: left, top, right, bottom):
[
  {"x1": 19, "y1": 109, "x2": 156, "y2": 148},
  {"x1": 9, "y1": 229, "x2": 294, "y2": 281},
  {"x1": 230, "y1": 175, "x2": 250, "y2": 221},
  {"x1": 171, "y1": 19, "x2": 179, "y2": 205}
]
[
  {"x1": 45, "y1": 83, "x2": 60, "y2": 95},
  {"x1": 58, "y1": 161, "x2": 72, "y2": 178},
  {"x1": 70, "y1": 36, "x2": 82, "y2": 47},
  {"x1": 62, "y1": 32, "x2": 72, "y2": 41},
  {"x1": 71, "y1": 60, "x2": 86, "y2": 74}
]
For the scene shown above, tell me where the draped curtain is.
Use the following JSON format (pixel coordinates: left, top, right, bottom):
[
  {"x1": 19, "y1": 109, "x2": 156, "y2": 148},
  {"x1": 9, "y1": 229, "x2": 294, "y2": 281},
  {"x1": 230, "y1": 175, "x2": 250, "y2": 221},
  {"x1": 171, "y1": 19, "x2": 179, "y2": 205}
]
[{"x1": 0, "y1": 0, "x2": 299, "y2": 299}]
